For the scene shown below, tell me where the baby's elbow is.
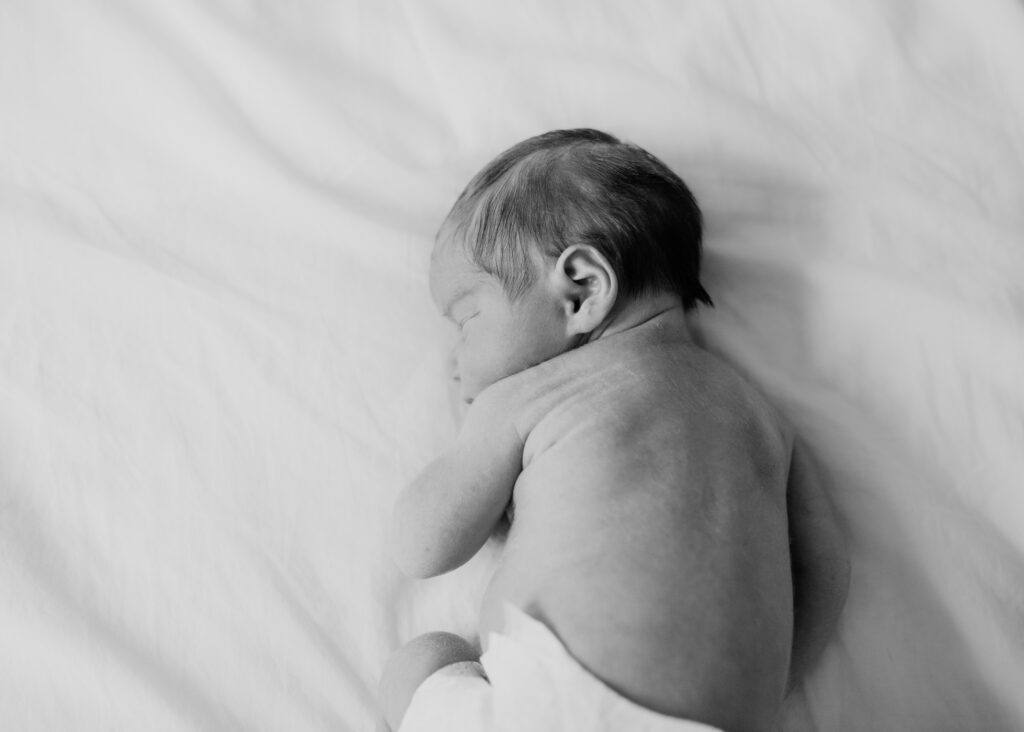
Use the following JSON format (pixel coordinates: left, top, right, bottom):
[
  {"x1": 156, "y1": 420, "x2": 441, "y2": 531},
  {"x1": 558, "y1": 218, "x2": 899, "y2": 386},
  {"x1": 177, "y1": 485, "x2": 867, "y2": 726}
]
[
  {"x1": 393, "y1": 555, "x2": 434, "y2": 580},
  {"x1": 390, "y1": 510, "x2": 448, "y2": 580},
  {"x1": 392, "y1": 539, "x2": 442, "y2": 580},
  {"x1": 392, "y1": 531, "x2": 466, "y2": 579}
]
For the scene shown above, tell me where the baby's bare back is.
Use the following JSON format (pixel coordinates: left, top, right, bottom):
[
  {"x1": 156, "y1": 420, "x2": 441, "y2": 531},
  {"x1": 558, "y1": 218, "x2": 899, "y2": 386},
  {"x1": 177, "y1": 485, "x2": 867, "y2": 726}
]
[{"x1": 479, "y1": 317, "x2": 793, "y2": 731}]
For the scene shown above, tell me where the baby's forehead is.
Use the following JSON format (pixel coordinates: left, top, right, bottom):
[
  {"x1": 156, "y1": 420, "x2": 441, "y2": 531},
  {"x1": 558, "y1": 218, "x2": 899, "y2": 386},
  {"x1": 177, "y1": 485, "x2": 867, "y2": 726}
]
[{"x1": 428, "y1": 238, "x2": 487, "y2": 311}]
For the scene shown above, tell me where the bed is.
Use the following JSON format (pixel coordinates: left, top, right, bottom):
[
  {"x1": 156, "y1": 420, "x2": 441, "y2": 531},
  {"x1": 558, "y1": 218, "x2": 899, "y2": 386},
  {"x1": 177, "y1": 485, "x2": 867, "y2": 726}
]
[{"x1": 2, "y1": 1, "x2": 1022, "y2": 729}]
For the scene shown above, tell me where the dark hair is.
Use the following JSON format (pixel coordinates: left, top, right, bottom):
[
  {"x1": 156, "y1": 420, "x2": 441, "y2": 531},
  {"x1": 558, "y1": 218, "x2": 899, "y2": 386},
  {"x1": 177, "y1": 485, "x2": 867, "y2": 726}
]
[{"x1": 437, "y1": 128, "x2": 712, "y2": 310}]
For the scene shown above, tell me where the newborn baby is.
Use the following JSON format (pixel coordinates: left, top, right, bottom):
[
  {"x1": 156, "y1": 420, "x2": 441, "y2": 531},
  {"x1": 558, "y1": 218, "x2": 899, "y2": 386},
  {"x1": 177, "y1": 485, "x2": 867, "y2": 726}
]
[{"x1": 381, "y1": 129, "x2": 849, "y2": 732}]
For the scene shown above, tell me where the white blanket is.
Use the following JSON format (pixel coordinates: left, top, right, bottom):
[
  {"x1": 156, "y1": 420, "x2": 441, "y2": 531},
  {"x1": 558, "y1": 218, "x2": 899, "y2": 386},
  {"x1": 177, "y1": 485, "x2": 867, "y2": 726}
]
[{"x1": 1, "y1": 2, "x2": 1022, "y2": 730}]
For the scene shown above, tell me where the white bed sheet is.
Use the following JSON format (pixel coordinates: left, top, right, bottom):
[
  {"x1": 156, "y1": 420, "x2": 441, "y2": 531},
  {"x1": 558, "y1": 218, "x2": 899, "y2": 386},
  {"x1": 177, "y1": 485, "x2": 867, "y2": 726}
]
[{"x1": 1, "y1": 1, "x2": 1023, "y2": 730}]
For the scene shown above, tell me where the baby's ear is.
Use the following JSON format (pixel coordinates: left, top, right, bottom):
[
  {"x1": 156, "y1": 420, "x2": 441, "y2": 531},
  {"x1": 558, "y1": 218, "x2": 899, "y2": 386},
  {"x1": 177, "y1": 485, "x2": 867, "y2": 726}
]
[{"x1": 553, "y1": 245, "x2": 618, "y2": 336}]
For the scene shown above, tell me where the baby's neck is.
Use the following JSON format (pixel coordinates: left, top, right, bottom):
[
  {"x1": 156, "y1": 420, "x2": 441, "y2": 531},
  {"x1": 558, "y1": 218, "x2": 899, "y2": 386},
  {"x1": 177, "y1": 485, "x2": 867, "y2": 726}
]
[{"x1": 583, "y1": 293, "x2": 689, "y2": 344}]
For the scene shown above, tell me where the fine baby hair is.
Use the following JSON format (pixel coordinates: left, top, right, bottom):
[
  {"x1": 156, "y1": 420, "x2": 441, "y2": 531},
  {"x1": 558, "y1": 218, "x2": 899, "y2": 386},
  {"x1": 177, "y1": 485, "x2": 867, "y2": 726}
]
[{"x1": 438, "y1": 128, "x2": 713, "y2": 311}]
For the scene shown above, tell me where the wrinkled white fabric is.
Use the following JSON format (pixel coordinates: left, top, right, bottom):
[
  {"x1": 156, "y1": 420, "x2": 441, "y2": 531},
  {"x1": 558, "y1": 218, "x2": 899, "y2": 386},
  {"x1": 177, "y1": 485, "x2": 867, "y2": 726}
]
[
  {"x1": 1, "y1": 1, "x2": 1022, "y2": 730},
  {"x1": 401, "y1": 605, "x2": 724, "y2": 732}
]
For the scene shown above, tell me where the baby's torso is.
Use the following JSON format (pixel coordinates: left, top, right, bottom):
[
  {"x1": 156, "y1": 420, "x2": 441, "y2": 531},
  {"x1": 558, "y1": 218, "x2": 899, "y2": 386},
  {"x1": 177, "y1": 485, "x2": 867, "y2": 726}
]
[{"x1": 478, "y1": 313, "x2": 794, "y2": 730}]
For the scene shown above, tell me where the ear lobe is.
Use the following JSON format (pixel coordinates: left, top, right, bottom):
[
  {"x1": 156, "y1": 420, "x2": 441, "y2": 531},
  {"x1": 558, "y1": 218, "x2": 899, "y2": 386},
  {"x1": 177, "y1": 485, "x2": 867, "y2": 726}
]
[{"x1": 553, "y1": 245, "x2": 618, "y2": 335}]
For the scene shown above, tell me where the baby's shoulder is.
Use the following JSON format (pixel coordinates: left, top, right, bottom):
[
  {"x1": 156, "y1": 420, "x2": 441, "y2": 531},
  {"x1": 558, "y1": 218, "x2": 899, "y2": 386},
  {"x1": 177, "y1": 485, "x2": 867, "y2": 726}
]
[
  {"x1": 690, "y1": 349, "x2": 794, "y2": 458},
  {"x1": 633, "y1": 342, "x2": 793, "y2": 446},
  {"x1": 467, "y1": 345, "x2": 626, "y2": 442},
  {"x1": 464, "y1": 361, "x2": 569, "y2": 439}
]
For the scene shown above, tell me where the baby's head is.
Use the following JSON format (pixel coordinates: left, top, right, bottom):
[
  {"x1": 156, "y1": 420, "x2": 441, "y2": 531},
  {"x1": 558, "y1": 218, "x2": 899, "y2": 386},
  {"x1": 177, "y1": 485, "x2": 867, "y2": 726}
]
[{"x1": 430, "y1": 128, "x2": 711, "y2": 403}]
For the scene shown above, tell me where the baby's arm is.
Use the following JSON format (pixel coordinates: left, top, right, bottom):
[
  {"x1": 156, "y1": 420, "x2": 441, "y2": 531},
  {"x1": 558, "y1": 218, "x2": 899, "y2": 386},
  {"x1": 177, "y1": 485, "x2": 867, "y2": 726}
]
[
  {"x1": 787, "y1": 439, "x2": 851, "y2": 690},
  {"x1": 392, "y1": 384, "x2": 523, "y2": 578}
]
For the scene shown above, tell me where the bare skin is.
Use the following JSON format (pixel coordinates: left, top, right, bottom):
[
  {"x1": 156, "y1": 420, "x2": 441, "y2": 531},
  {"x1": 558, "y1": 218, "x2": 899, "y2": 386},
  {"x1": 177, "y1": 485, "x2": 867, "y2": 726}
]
[{"x1": 381, "y1": 242, "x2": 849, "y2": 731}]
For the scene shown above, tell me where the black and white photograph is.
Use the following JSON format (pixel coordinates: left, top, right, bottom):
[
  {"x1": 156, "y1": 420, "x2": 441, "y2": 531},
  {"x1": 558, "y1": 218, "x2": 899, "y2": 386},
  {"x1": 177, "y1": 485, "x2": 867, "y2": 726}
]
[{"x1": 1, "y1": 2, "x2": 1022, "y2": 730}]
